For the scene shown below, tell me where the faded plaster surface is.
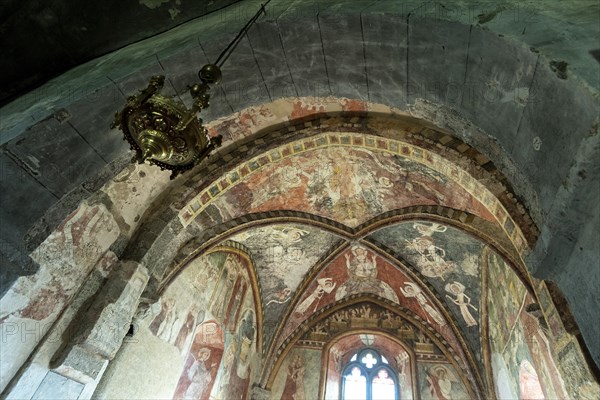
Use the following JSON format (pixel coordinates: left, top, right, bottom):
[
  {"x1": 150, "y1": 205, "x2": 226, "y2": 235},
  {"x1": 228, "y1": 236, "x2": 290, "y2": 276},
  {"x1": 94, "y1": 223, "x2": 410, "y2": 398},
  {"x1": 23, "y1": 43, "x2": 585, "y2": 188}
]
[
  {"x1": 93, "y1": 326, "x2": 184, "y2": 399},
  {"x1": 4, "y1": 251, "x2": 117, "y2": 400},
  {"x1": 0, "y1": 203, "x2": 119, "y2": 392},
  {"x1": 0, "y1": 1, "x2": 598, "y2": 394},
  {"x1": 100, "y1": 163, "x2": 172, "y2": 236}
]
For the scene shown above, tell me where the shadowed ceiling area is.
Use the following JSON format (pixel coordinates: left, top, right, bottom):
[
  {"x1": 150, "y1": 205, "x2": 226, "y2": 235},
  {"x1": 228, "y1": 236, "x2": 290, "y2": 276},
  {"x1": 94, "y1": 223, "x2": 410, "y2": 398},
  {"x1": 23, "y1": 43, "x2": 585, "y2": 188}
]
[
  {"x1": 0, "y1": 0, "x2": 242, "y2": 105},
  {"x1": 0, "y1": 1, "x2": 598, "y2": 399}
]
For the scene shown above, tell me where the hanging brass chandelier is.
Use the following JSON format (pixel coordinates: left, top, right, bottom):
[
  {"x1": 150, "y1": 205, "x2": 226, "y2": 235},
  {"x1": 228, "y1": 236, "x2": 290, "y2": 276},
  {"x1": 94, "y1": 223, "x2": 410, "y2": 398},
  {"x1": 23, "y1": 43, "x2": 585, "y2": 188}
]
[{"x1": 111, "y1": 1, "x2": 271, "y2": 179}]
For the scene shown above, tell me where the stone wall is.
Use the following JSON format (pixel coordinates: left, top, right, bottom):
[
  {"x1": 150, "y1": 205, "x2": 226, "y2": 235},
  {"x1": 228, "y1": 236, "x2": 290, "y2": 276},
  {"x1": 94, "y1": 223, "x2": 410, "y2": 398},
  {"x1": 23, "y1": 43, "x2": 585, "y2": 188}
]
[{"x1": 2, "y1": 8, "x2": 598, "y2": 367}]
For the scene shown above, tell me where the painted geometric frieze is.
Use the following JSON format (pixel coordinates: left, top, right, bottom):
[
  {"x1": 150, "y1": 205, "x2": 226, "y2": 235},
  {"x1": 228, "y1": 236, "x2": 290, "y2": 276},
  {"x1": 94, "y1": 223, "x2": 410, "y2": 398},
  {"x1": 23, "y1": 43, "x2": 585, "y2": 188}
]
[
  {"x1": 369, "y1": 221, "x2": 485, "y2": 363},
  {"x1": 297, "y1": 303, "x2": 444, "y2": 359},
  {"x1": 168, "y1": 95, "x2": 535, "y2": 252},
  {"x1": 180, "y1": 133, "x2": 502, "y2": 230},
  {"x1": 229, "y1": 224, "x2": 342, "y2": 349}
]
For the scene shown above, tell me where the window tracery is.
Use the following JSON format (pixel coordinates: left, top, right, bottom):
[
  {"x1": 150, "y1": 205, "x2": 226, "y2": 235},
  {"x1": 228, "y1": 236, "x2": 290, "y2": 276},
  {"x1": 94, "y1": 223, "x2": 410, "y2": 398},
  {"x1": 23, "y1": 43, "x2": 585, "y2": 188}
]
[{"x1": 341, "y1": 348, "x2": 398, "y2": 400}]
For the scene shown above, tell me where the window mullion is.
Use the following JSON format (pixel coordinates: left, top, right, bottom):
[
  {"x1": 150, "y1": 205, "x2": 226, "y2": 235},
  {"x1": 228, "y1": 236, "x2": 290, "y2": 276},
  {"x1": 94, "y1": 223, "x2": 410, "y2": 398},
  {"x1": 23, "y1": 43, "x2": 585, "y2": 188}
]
[{"x1": 340, "y1": 348, "x2": 399, "y2": 400}]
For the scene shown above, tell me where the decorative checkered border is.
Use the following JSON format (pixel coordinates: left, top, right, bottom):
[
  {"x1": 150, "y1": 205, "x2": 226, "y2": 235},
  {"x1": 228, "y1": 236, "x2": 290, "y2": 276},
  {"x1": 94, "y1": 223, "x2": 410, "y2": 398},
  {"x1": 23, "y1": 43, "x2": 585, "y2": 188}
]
[{"x1": 179, "y1": 132, "x2": 529, "y2": 256}]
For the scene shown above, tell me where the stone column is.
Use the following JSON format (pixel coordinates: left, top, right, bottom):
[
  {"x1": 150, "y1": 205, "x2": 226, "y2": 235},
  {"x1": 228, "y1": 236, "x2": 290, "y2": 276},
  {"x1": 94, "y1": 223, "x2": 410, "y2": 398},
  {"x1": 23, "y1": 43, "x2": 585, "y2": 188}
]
[{"x1": 51, "y1": 261, "x2": 149, "y2": 385}]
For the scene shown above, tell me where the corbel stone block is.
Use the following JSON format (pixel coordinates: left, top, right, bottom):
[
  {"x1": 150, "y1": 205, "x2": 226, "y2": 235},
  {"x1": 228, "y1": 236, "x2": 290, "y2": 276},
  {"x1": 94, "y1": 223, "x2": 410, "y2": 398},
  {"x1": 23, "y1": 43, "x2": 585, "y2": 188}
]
[
  {"x1": 250, "y1": 386, "x2": 271, "y2": 400},
  {"x1": 52, "y1": 261, "x2": 148, "y2": 383}
]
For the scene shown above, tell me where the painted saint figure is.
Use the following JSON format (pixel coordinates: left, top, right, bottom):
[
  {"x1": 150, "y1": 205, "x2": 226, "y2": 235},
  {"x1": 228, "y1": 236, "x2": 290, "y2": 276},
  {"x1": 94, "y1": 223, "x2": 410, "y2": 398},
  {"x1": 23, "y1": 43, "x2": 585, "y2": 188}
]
[
  {"x1": 426, "y1": 366, "x2": 453, "y2": 400},
  {"x1": 346, "y1": 246, "x2": 377, "y2": 278},
  {"x1": 405, "y1": 222, "x2": 455, "y2": 280},
  {"x1": 175, "y1": 308, "x2": 198, "y2": 352},
  {"x1": 149, "y1": 297, "x2": 174, "y2": 337},
  {"x1": 281, "y1": 355, "x2": 306, "y2": 400},
  {"x1": 217, "y1": 337, "x2": 237, "y2": 396},
  {"x1": 519, "y1": 359, "x2": 546, "y2": 400},
  {"x1": 211, "y1": 255, "x2": 240, "y2": 320},
  {"x1": 400, "y1": 282, "x2": 446, "y2": 326},
  {"x1": 335, "y1": 246, "x2": 398, "y2": 302},
  {"x1": 184, "y1": 348, "x2": 217, "y2": 400},
  {"x1": 396, "y1": 352, "x2": 409, "y2": 388},
  {"x1": 152, "y1": 298, "x2": 180, "y2": 343},
  {"x1": 445, "y1": 281, "x2": 478, "y2": 327}
]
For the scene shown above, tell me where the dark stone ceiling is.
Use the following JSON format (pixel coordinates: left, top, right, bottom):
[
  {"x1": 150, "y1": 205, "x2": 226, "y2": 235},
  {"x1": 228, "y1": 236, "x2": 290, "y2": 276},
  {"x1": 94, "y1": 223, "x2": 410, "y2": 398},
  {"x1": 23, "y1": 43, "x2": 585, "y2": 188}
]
[
  {"x1": 0, "y1": 0, "x2": 241, "y2": 106},
  {"x1": 0, "y1": 0, "x2": 598, "y2": 372}
]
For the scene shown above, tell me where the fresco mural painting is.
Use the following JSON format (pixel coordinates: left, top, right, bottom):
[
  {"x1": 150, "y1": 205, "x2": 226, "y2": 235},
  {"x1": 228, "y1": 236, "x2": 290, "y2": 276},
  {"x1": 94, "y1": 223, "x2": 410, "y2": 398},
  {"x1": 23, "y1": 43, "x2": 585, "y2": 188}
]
[
  {"x1": 282, "y1": 245, "x2": 458, "y2": 349},
  {"x1": 229, "y1": 224, "x2": 341, "y2": 348},
  {"x1": 417, "y1": 362, "x2": 470, "y2": 400},
  {"x1": 369, "y1": 222, "x2": 485, "y2": 363},
  {"x1": 269, "y1": 347, "x2": 321, "y2": 400},
  {"x1": 487, "y1": 251, "x2": 570, "y2": 399},
  {"x1": 173, "y1": 321, "x2": 223, "y2": 400}
]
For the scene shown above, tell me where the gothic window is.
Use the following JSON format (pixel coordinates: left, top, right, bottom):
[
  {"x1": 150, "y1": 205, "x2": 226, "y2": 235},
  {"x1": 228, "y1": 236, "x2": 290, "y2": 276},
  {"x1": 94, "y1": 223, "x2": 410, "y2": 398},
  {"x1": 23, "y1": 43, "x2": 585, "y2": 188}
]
[{"x1": 341, "y1": 348, "x2": 399, "y2": 400}]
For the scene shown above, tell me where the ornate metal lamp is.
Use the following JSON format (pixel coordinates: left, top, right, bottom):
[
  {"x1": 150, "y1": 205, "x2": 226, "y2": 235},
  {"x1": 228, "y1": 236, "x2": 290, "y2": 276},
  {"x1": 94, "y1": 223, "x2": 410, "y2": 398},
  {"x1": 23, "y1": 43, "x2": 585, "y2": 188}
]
[{"x1": 111, "y1": 1, "x2": 271, "y2": 179}]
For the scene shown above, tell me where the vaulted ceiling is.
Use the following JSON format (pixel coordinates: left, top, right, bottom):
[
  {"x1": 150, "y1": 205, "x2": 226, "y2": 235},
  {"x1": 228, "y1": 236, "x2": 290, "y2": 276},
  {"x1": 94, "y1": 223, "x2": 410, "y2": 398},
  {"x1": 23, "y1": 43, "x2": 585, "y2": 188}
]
[
  {"x1": 1, "y1": 0, "x2": 598, "y2": 376},
  {"x1": 151, "y1": 120, "x2": 534, "y2": 395}
]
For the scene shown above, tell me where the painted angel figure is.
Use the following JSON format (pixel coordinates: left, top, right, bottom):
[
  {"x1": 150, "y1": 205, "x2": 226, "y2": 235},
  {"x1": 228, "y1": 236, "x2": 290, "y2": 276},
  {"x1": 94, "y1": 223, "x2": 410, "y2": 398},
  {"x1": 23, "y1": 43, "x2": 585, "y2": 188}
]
[
  {"x1": 295, "y1": 278, "x2": 336, "y2": 314},
  {"x1": 427, "y1": 365, "x2": 453, "y2": 400},
  {"x1": 412, "y1": 222, "x2": 447, "y2": 237},
  {"x1": 399, "y1": 282, "x2": 446, "y2": 326},
  {"x1": 270, "y1": 226, "x2": 309, "y2": 245},
  {"x1": 445, "y1": 281, "x2": 478, "y2": 327},
  {"x1": 405, "y1": 236, "x2": 455, "y2": 280}
]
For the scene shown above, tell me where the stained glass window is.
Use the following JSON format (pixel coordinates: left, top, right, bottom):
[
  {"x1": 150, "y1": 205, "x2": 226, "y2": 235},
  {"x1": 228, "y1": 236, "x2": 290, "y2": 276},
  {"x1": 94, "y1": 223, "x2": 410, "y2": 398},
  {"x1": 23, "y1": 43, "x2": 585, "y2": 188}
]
[{"x1": 341, "y1": 349, "x2": 399, "y2": 400}]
